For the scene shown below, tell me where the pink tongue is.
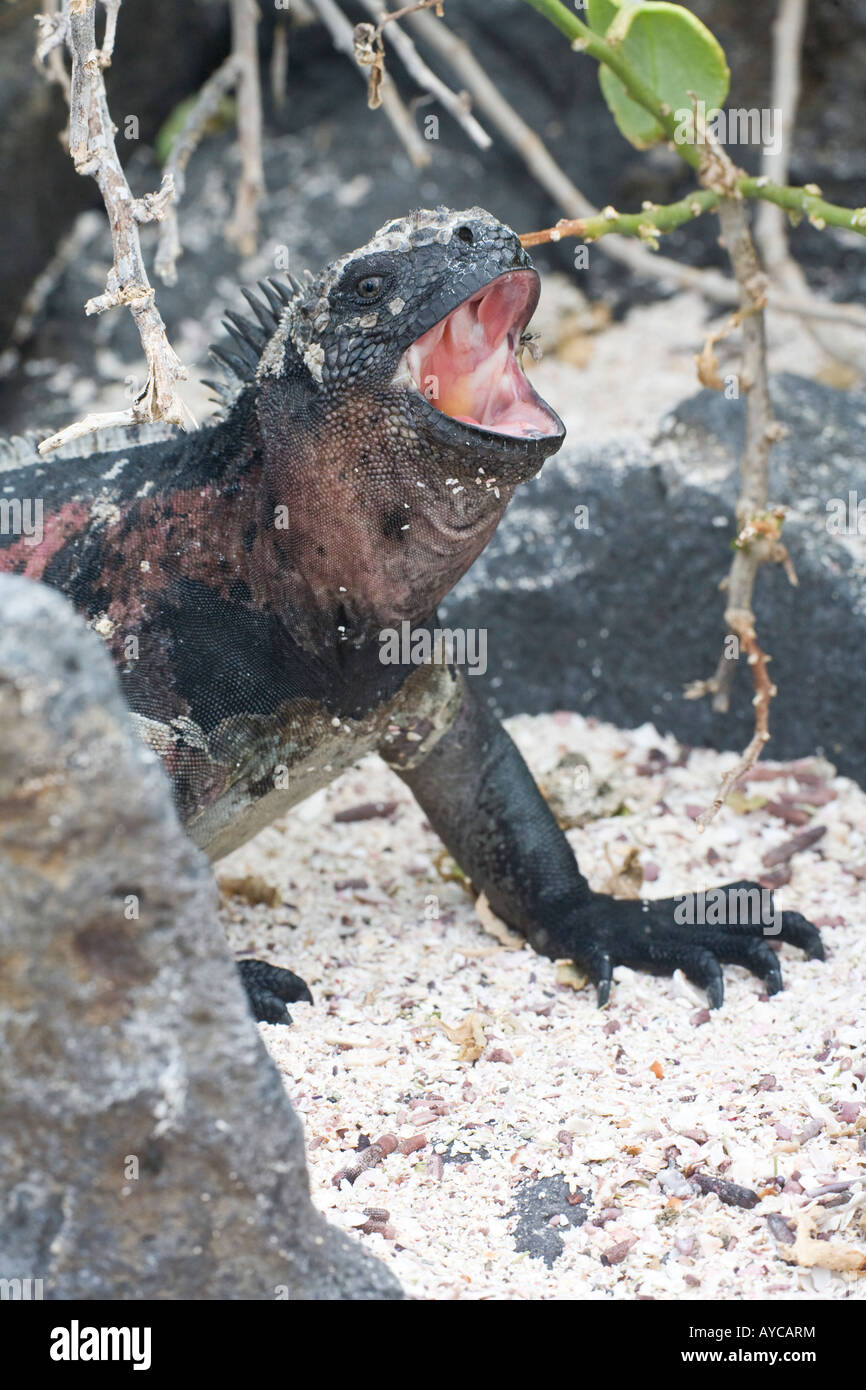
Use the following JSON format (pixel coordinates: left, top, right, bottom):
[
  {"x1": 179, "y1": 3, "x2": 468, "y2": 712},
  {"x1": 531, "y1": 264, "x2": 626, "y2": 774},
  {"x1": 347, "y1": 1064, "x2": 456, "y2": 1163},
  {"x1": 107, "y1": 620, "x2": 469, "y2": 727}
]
[{"x1": 407, "y1": 273, "x2": 558, "y2": 437}]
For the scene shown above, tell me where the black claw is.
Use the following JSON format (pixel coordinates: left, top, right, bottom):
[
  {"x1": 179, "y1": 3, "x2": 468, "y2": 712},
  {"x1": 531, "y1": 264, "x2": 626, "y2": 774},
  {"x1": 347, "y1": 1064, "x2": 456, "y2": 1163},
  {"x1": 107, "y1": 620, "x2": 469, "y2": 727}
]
[
  {"x1": 707, "y1": 975, "x2": 724, "y2": 1010},
  {"x1": 685, "y1": 950, "x2": 724, "y2": 1009},
  {"x1": 739, "y1": 939, "x2": 784, "y2": 994},
  {"x1": 262, "y1": 996, "x2": 295, "y2": 1025},
  {"x1": 585, "y1": 948, "x2": 612, "y2": 1007},
  {"x1": 780, "y1": 911, "x2": 826, "y2": 960}
]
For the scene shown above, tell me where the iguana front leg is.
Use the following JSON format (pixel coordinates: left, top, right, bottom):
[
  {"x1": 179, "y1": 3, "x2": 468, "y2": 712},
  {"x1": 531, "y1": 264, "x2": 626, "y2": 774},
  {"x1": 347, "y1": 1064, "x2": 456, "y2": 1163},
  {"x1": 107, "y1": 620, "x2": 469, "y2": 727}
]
[{"x1": 388, "y1": 675, "x2": 824, "y2": 1008}]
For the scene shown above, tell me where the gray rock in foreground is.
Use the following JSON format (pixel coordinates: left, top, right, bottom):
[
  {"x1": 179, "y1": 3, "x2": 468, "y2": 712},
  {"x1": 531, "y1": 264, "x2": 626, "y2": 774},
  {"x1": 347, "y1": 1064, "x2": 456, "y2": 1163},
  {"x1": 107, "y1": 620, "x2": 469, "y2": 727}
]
[
  {"x1": 447, "y1": 374, "x2": 866, "y2": 786},
  {"x1": 0, "y1": 575, "x2": 401, "y2": 1301}
]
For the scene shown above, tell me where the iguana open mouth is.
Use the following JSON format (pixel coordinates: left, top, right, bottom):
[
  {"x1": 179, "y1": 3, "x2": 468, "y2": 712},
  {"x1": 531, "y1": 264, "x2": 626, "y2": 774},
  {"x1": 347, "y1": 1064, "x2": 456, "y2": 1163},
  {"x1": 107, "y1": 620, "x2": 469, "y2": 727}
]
[{"x1": 402, "y1": 269, "x2": 562, "y2": 440}]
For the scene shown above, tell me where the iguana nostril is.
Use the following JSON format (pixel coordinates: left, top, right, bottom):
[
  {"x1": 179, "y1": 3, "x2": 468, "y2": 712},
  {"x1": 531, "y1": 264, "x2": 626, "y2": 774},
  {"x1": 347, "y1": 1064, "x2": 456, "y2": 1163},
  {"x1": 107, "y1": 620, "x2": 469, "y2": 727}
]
[{"x1": 456, "y1": 225, "x2": 474, "y2": 244}]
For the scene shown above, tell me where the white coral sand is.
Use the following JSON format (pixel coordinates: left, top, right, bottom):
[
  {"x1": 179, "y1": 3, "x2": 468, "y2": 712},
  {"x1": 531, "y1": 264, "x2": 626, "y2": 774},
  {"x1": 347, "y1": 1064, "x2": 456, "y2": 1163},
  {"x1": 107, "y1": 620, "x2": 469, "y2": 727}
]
[{"x1": 218, "y1": 711, "x2": 866, "y2": 1301}]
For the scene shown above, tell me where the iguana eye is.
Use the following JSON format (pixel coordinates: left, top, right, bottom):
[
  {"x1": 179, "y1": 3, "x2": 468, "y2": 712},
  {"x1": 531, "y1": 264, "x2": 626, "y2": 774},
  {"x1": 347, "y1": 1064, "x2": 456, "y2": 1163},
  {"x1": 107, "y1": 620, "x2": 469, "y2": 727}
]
[{"x1": 356, "y1": 274, "x2": 384, "y2": 299}]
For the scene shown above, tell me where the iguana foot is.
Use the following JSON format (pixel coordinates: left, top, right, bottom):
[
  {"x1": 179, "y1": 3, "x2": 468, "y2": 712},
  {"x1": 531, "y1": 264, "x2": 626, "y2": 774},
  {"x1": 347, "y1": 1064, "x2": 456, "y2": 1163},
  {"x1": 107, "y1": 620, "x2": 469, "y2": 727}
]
[
  {"x1": 567, "y1": 881, "x2": 824, "y2": 1009},
  {"x1": 236, "y1": 959, "x2": 313, "y2": 1024}
]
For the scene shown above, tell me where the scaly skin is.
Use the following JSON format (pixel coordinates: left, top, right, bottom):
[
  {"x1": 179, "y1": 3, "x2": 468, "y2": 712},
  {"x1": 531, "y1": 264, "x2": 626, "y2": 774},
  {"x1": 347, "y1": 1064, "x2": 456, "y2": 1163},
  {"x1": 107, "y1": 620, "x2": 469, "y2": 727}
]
[{"x1": 0, "y1": 206, "x2": 823, "y2": 1021}]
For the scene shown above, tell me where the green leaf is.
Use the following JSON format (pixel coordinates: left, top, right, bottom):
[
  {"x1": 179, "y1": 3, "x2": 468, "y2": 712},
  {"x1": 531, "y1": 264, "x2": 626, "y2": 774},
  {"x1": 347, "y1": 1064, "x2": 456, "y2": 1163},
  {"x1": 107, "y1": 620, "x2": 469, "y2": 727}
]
[{"x1": 586, "y1": 0, "x2": 729, "y2": 150}]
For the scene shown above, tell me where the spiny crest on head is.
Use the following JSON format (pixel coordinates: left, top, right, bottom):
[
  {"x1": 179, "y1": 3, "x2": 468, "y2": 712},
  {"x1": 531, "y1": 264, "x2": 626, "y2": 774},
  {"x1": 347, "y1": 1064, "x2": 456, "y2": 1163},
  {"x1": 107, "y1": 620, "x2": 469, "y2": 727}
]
[{"x1": 205, "y1": 269, "x2": 315, "y2": 407}]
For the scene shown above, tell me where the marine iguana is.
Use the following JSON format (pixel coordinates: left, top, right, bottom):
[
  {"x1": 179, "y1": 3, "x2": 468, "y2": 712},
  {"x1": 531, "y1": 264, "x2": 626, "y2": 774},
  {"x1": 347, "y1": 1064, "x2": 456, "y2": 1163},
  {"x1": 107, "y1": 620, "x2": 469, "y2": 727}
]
[{"x1": 0, "y1": 205, "x2": 823, "y2": 1022}]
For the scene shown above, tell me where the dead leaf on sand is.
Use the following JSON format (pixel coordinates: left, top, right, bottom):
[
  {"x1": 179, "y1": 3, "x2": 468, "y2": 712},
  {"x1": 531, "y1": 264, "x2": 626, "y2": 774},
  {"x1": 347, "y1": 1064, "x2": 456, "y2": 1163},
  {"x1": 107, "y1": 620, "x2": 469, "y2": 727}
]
[
  {"x1": 777, "y1": 1211, "x2": 866, "y2": 1274},
  {"x1": 218, "y1": 874, "x2": 281, "y2": 908},
  {"x1": 438, "y1": 1012, "x2": 488, "y2": 1062}
]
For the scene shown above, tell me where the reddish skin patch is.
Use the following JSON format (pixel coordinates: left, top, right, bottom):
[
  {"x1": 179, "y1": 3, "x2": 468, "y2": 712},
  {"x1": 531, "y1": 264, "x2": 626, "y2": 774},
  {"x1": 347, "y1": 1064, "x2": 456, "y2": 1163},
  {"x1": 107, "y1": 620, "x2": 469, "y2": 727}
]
[
  {"x1": 0, "y1": 500, "x2": 91, "y2": 580},
  {"x1": 97, "y1": 482, "x2": 254, "y2": 647}
]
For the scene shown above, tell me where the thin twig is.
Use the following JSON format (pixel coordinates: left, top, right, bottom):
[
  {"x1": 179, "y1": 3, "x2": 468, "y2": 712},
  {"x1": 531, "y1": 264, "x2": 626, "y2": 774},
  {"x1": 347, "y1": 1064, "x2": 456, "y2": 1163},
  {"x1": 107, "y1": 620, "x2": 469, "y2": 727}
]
[
  {"x1": 378, "y1": 0, "x2": 443, "y2": 26},
  {"x1": 358, "y1": 0, "x2": 491, "y2": 149},
  {"x1": 34, "y1": 0, "x2": 71, "y2": 99},
  {"x1": 700, "y1": 649, "x2": 798, "y2": 836},
  {"x1": 690, "y1": 178, "x2": 794, "y2": 823},
  {"x1": 270, "y1": 15, "x2": 288, "y2": 109},
  {"x1": 226, "y1": 0, "x2": 265, "y2": 257},
  {"x1": 755, "y1": 0, "x2": 808, "y2": 271},
  {"x1": 308, "y1": 0, "x2": 431, "y2": 167},
  {"x1": 754, "y1": 0, "x2": 866, "y2": 372},
  {"x1": 99, "y1": 0, "x2": 119, "y2": 63},
  {"x1": 270, "y1": 0, "x2": 317, "y2": 107},
  {"x1": 36, "y1": 0, "x2": 188, "y2": 456},
  {"x1": 155, "y1": 53, "x2": 242, "y2": 284}
]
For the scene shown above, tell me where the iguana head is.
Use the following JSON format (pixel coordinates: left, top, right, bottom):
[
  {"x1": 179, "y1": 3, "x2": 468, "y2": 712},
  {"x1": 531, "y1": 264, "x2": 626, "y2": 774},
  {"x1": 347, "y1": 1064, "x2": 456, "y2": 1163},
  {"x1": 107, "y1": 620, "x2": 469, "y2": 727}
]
[
  {"x1": 217, "y1": 207, "x2": 564, "y2": 486},
  {"x1": 282, "y1": 205, "x2": 563, "y2": 473},
  {"x1": 211, "y1": 208, "x2": 566, "y2": 629}
]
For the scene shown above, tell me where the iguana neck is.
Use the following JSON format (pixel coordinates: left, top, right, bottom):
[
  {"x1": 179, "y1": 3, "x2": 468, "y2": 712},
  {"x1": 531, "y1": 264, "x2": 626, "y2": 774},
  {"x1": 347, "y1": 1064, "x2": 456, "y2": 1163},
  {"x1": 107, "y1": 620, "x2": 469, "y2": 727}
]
[{"x1": 231, "y1": 375, "x2": 512, "y2": 648}]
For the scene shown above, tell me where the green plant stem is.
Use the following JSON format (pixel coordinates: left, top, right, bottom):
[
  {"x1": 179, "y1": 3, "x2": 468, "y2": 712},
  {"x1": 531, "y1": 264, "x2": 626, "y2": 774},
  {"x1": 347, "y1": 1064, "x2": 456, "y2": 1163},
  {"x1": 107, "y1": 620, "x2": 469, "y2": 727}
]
[
  {"x1": 525, "y1": 187, "x2": 721, "y2": 244},
  {"x1": 569, "y1": 183, "x2": 866, "y2": 245},
  {"x1": 739, "y1": 178, "x2": 866, "y2": 234}
]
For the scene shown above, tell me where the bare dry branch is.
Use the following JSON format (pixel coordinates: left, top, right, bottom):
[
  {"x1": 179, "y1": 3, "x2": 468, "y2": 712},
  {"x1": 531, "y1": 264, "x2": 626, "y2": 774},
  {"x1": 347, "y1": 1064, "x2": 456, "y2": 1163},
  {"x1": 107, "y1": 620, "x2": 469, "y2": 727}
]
[
  {"x1": 755, "y1": 0, "x2": 808, "y2": 271},
  {"x1": 357, "y1": 0, "x2": 491, "y2": 149},
  {"x1": 377, "y1": 0, "x2": 444, "y2": 25},
  {"x1": 270, "y1": 15, "x2": 288, "y2": 109},
  {"x1": 308, "y1": 0, "x2": 431, "y2": 167},
  {"x1": 755, "y1": 0, "x2": 866, "y2": 372},
  {"x1": 36, "y1": 0, "x2": 188, "y2": 456},
  {"x1": 696, "y1": 621, "x2": 776, "y2": 831},
  {"x1": 155, "y1": 53, "x2": 242, "y2": 284},
  {"x1": 270, "y1": 0, "x2": 317, "y2": 107},
  {"x1": 226, "y1": 0, "x2": 265, "y2": 258},
  {"x1": 689, "y1": 190, "x2": 795, "y2": 826},
  {"x1": 98, "y1": 0, "x2": 119, "y2": 63},
  {"x1": 34, "y1": 0, "x2": 71, "y2": 99}
]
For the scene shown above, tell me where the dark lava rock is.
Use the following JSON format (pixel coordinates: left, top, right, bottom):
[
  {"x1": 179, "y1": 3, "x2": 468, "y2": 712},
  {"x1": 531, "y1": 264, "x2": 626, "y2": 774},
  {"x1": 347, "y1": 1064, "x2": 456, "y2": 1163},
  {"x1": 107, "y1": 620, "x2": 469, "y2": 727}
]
[
  {"x1": 509, "y1": 1174, "x2": 590, "y2": 1267},
  {"x1": 0, "y1": 574, "x2": 401, "y2": 1300},
  {"x1": 0, "y1": 0, "x2": 229, "y2": 346},
  {"x1": 445, "y1": 374, "x2": 866, "y2": 786}
]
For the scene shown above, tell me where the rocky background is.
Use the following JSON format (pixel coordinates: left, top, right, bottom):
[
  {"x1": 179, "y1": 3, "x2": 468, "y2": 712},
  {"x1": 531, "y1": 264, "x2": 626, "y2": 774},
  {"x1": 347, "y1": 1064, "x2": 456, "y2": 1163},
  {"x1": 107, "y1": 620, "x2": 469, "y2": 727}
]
[{"x1": 1, "y1": 0, "x2": 864, "y2": 776}]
